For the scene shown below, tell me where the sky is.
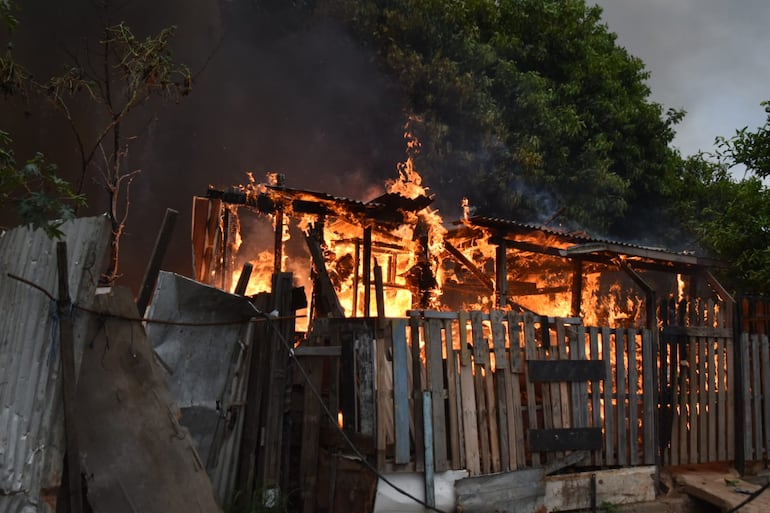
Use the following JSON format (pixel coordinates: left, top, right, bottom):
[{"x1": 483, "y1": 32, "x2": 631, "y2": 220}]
[{"x1": 595, "y1": 0, "x2": 770, "y2": 159}]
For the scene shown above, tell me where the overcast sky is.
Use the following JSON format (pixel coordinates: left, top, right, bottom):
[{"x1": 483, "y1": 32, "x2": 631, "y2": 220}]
[{"x1": 594, "y1": 0, "x2": 770, "y2": 159}]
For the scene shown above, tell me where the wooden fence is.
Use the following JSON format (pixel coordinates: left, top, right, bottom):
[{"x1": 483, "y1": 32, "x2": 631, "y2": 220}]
[
  {"x1": 737, "y1": 297, "x2": 770, "y2": 466},
  {"x1": 364, "y1": 310, "x2": 657, "y2": 475},
  {"x1": 659, "y1": 297, "x2": 735, "y2": 465}
]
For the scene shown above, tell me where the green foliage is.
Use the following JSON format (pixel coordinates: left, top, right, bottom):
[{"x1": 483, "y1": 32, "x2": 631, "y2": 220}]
[
  {"x1": 326, "y1": 0, "x2": 682, "y2": 233},
  {"x1": 669, "y1": 149, "x2": 770, "y2": 294},
  {"x1": 0, "y1": 0, "x2": 18, "y2": 31},
  {"x1": 0, "y1": 130, "x2": 86, "y2": 237}
]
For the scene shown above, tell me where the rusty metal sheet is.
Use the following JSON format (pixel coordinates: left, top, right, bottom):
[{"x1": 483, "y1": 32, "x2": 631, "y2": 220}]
[{"x1": 0, "y1": 216, "x2": 112, "y2": 513}]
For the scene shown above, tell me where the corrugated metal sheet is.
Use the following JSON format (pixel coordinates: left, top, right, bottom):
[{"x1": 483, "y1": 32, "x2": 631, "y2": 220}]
[
  {"x1": 0, "y1": 216, "x2": 112, "y2": 513},
  {"x1": 146, "y1": 272, "x2": 257, "y2": 504}
]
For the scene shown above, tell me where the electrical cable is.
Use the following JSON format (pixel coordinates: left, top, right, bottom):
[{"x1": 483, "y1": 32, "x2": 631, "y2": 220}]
[{"x1": 257, "y1": 309, "x2": 451, "y2": 513}]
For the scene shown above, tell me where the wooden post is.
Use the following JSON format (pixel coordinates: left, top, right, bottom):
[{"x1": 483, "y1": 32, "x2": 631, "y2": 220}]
[
  {"x1": 56, "y1": 241, "x2": 83, "y2": 513},
  {"x1": 495, "y1": 241, "x2": 508, "y2": 308},
  {"x1": 570, "y1": 259, "x2": 583, "y2": 318},
  {"x1": 363, "y1": 226, "x2": 372, "y2": 317},
  {"x1": 423, "y1": 391, "x2": 436, "y2": 509},
  {"x1": 221, "y1": 207, "x2": 230, "y2": 290},
  {"x1": 234, "y1": 262, "x2": 254, "y2": 296},
  {"x1": 236, "y1": 317, "x2": 262, "y2": 508},
  {"x1": 374, "y1": 260, "x2": 385, "y2": 328},
  {"x1": 352, "y1": 239, "x2": 361, "y2": 316},
  {"x1": 273, "y1": 209, "x2": 284, "y2": 275},
  {"x1": 136, "y1": 208, "x2": 178, "y2": 316}
]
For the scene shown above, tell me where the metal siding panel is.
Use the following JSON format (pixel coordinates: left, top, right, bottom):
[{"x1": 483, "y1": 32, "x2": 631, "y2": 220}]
[{"x1": 0, "y1": 216, "x2": 111, "y2": 513}]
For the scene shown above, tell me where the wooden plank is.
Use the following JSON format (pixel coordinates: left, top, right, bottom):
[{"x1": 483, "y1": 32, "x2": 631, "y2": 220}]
[
  {"x1": 527, "y1": 360, "x2": 605, "y2": 382},
  {"x1": 459, "y1": 313, "x2": 480, "y2": 475},
  {"x1": 615, "y1": 328, "x2": 628, "y2": 465},
  {"x1": 300, "y1": 357, "x2": 324, "y2": 513},
  {"x1": 727, "y1": 334, "x2": 735, "y2": 461},
  {"x1": 556, "y1": 321, "x2": 571, "y2": 431},
  {"x1": 137, "y1": 208, "x2": 178, "y2": 315},
  {"x1": 642, "y1": 329, "x2": 656, "y2": 465},
  {"x1": 757, "y1": 333, "x2": 770, "y2": 462},
  {"x1": 602, "y1": 327, "x2": 614, "y2": 465},
  {"x1": 662, "y1": 326, "x2": 733, "y2": 338},
  {"x1": 376, "y1": 326, "x2": 392, "y2": 470},
  {"x1": 698, "y1": 334, "x2": 707, "y2": 463},
  {"x1": 706, "y1": 337, "x2": 716, "y2": 462},
  {"x1": 409, "y1": 312, "x2": 424, "y2": 471},
  {"x1": 669, "y1": 336, "x2": 680, "y2": 465},
  {"x1": 545, "y1": 466, "x2": 656, "y2": 512},
  {"x1": 752, "y1": 333, "x2": 762, "y2": 460},
  {"x1": 485, "y1": 353, "x2": 502, "y2": 473},
  {"x1": 528, "y1": 428, "x2": 604, "y2": 452},
  {"x1": 589, "y1": 327, "x2": 603, "y2": 466},
  {"x1": 443, "y1": 319, "x2": 462, "y2": 470},
  {"x1": 678, "y1": 336, "x2": 689, "y2": 464},
  {"x1": 490, "y1": 311, "x2": 511, "y2": 471},
  {"x1": 455, "y1": 468, "x2": 545, "y2": 513},
  {"x1": 541, "y1": 321, "x2": 556, "y2": 465},
  {"x1": 426, "y1": 319, "x2": 448, "y2": 472},
  {"x1": 422, "y1": 391, "x2": 435, "y2": 509},
  {"x1": 688, "y1": 333, "x2": 698, "y2": 464},
  {"x1": 191, "y1": 197, "x2": 210, "y2": 281},
  {"x1": 471, "y1": 311, "x2": 492, "y2": 474},
  {"x1": 676, "y1": 469, "x2": 770, "y2": 513},
  {"x1": 573, "y1": 325, "x2": 589, "y2": 429},
  {"x1": 507, "y1": 312, "x2": 526, "y2": 468},
  {"x1": 391, "y1": 319, "x2": 410, "y2": 465},
  {"x1": 56, "y1": 242, "x2": 84, "y2": 513},
  {"x1": 524, "y1": 313, "x2": 541, "y2": 467},
  {"x1": 628, "y1": 328, "x2": 639, "y2": 466},
  {"x1": 717, "y1": 336, "x2": 727, "y2": 462}
]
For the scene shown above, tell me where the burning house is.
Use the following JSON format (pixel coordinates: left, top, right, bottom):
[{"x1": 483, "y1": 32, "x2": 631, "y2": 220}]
[{"x1": 184, "y1": 165, "x2": 760, "y2": 513}]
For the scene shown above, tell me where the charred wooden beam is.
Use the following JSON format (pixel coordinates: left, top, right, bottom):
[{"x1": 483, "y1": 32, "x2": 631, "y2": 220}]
[
  {"x1": 495, "y1": 241, "x2": 508, "y2": 308},
  {"x1": 363, "y1": 226, "x2": 372, "y2": 317},
  {"x1": 443, "y1": 239, "x2": 494, "y2": 292},
  {"x1": 305, "y1": 226, "x2": 345, "y2": 318},
  {"x1": 571, "y1": 259, "x2": 583, "y2": 318}
]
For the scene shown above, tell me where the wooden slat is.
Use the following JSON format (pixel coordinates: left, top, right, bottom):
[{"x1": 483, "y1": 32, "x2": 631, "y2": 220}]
[
  {"x1": 615, "y1": 328, "x2": 628, "y2": 465},
  {"x1": 490, "y1": 310, "x2": 513, "y2": 471},
  {"x1": 678, "y1": 336, "x2": 689, "y2": 464},
  {"x1": 410, "y1": 312, "x2": 425, "y2": 471},
  {"x1": 589, "y1": 327, "x2": 603, "y2": 466},
  {"x1": 752, "y1": 334, "x2": 763, "y2": 460},
  {"x1": 717, "y1": 336, "x2": 727, "y2": 462},
  {"x1": 556, "y1": 321, "x2": 571, "y2": 431},
  {"x1": 573, "y1": 326, "x2": 589, "y2": 429},
  {"x1": 628, "y1": 328, "x2": 639, "y2": 466},
  {"x1": 443, "y1": 319, "x2": 462, "y2": 470},
  {"x1": 642, "y1": 329, "x2": 656, "y2": 465},
  {"x1": 470, "y1": 311, "x2": 491, "y2": 474},
  {"x1": 425, "y1": 319, "x2": 448, "y2": 472},
  {"x1": 524, "y1": 313, "x2": 541, "y2": 467},
  {"x1": 706, "y1": 337, "x2": 716, "y2": 462},
  {"x1": 698, "y1": 335, "x2": 707, "y2": 462},
  {"x1": 528, "y1": 428, "x2": 604, "y2": 452},
  {"x1": 422, "y1": 391, "x2": 435, "y2": 509},
  {"x1": 391, "y1": 319, "x2": 410, "y2": 465},
  {"x1": 601, "y1": 327, "x2": 614, "y2": 465},
  {"x1": 688, "y1": 333, "x2": 698, "y2": 464},
  {"x1": 455, "y1": 468, "x2": 545, "y2": 513},
  {"x1": 376, "y1": 328, "x2": 392, "y2": 470},
  {"x1": 669, "y1": 337, "x2": 680, "y2": 465},
  {"x1": 507, "y1": 312, "x2": 526, "y2": 468},
  {"x1": 727, "y1": 335, "x2": 735, "y2": 461},
  {"x1": 459, "y1": 313, "x2": 480, "y2": 475},
  {"x1": 357, "y1": 332, "x2": 376, "y2": 436},
  {"x1": 762, "y1": 334, "x2": 770, "y2": 462},
  {"x1": 301, "y1": 357, "x2": 325, "y2": 513}
]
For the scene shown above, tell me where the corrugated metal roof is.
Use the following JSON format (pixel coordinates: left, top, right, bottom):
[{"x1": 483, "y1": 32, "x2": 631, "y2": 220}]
[
  {"x1": 0, "y1": 216, "x2": 112, "y2": 513},
  {"x1": 461, "y1": 216, "x2": 715, "y2": 265}
]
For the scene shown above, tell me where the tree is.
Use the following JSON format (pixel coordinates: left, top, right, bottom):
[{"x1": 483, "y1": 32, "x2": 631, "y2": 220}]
[
  {"x1": 1, "y1": 1, "x2": 85, "y2": 236},
  {"x1": 1, "y1": 6, "x2": 190, "y2": 280},
  {"x1": 668, "y1": 104, "x2": 770, "y2": 293},
  {"x1": 323, "y1": 0, "x2": 682, "y2": 237}
]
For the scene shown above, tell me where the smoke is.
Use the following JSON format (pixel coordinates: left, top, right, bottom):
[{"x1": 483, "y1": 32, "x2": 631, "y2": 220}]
[{"x1": 1, "y1": 0, "x2": 407, "y2": 291}]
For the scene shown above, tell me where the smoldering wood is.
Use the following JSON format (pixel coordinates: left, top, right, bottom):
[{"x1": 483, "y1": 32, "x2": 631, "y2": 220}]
[{"x1": 233, "y1": 262, "x2": 253, "y2": 295}]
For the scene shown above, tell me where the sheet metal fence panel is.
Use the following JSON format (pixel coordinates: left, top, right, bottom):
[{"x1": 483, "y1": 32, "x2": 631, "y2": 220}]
[{"x1": 0, "y1": 216, "x2": 112, "y2": 513}]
